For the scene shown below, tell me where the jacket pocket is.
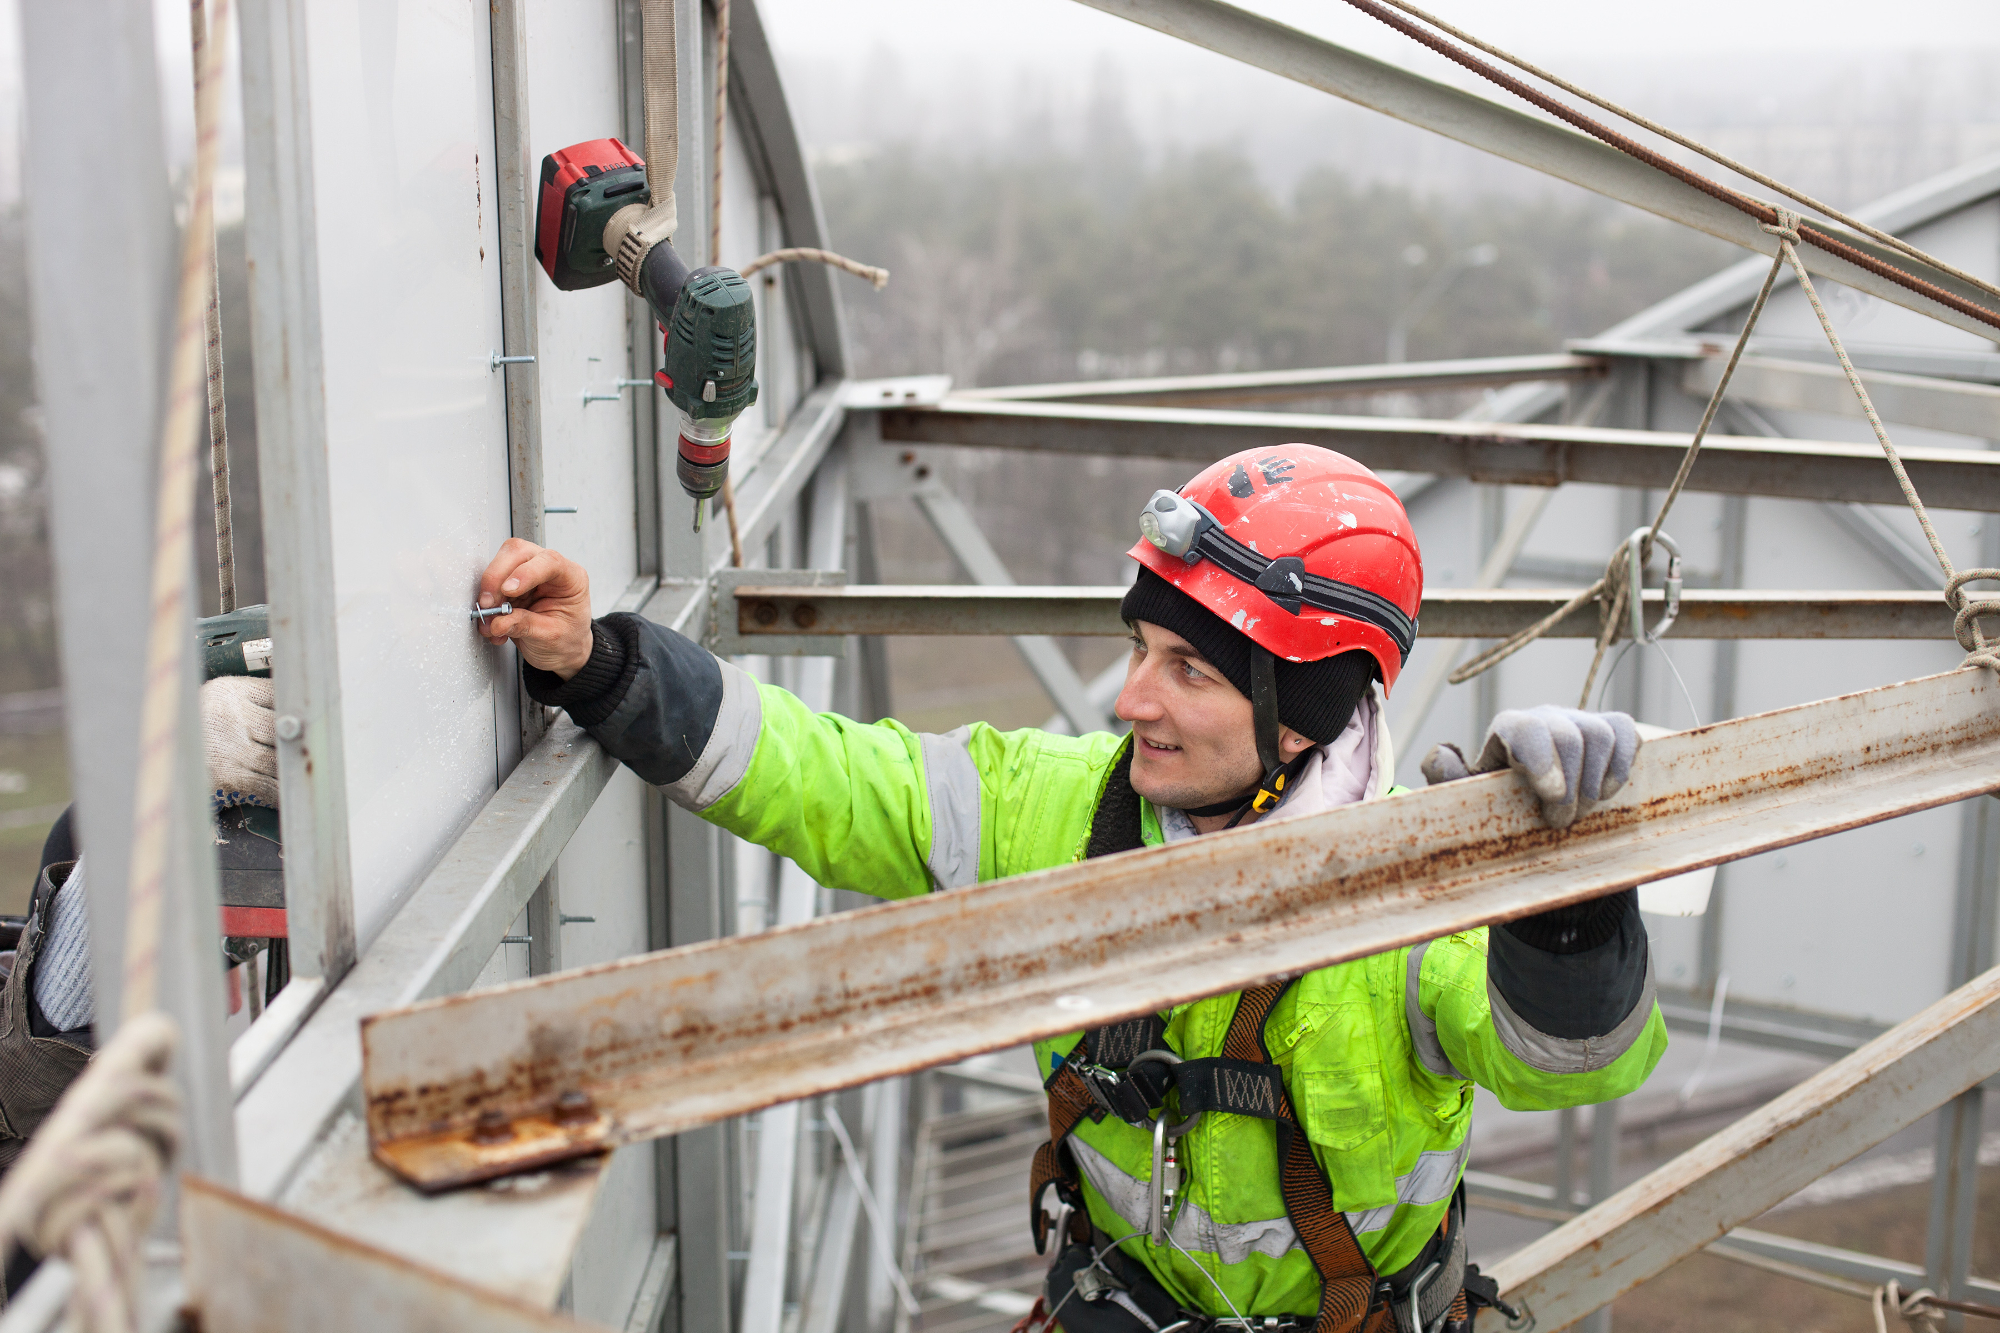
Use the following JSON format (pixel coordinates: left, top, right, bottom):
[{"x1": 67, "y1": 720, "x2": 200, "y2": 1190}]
[
  {"x1": 1294, "y1": 1065, "x2": 1387, "y2": 1151},
  {"x1": 1294, "y1": 1066, "x2": 1395, "y2": 1214}
]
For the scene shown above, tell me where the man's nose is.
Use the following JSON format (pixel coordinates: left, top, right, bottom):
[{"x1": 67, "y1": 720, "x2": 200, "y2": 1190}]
[{"x1": 1114, "y1": 657, "x2": 1162, "y2": 723}]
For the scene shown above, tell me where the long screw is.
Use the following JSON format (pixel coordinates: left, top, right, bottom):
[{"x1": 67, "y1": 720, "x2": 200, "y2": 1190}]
[{"x1": 470, "y1": 601, "x2": 514, "y2": 622}]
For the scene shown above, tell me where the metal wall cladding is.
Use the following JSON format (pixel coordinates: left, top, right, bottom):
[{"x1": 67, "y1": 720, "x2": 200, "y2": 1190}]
[{"x1": 302, "y1": 0, "x2": 515, "y2": 948}]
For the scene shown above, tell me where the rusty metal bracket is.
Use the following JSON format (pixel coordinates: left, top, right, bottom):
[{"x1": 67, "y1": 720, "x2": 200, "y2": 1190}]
[
  {"x1": 707, "y1": 567, "x2": 847, "y2": 658},
  {"x1": 359, "y1": 667, "x2": 2000, "y2": 1191}
]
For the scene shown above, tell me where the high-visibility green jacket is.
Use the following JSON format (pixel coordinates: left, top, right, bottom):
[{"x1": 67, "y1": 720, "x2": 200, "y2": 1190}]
[{"x1": 537, "y1": 616, "x2": 1670, "y2": 1320}]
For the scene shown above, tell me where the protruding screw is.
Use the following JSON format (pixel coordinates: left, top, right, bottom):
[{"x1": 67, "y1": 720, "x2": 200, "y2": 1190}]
[
  {"x1": 752, "y1": 601, "x2": 780, "y2": 627},
  {"x1": 471, "y1": 602, "x2": 514, "y2": 622},
  {"x1": 274, "y1": 715, "x2": 302, "y2": 742},
  {"x1": 471, "y1": 1109, "x2": 515, "y2": 1144},
  {"x1": 792, "y1": 604, "x2": 818, "y2": 630},
  {"x1": 553, "y1": 1091, "x2": 596, "y2": 1125}
]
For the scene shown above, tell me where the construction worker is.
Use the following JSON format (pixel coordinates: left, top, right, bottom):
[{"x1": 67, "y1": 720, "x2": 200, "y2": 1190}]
[{"x1": 479, "y1": 444, "x2": 1665, "y2": 1333}]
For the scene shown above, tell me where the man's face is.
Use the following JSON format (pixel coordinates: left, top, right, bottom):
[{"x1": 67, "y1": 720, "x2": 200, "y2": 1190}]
[{"x1": 1115, "y1": 620, "x2": 1305, "y2": 812}]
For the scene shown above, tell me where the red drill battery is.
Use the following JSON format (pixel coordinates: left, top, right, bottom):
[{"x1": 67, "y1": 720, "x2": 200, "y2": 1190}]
[{"x1": 535, "y1": 138, "x2": 648, "y2": 291}]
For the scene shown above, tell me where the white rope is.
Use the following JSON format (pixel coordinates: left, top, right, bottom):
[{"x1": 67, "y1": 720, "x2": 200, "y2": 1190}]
[
  {"x1": 739, "y1": 247, "x2": 890, "y2": 289},
  {"x1": 0, "y1": 1015, "x2": 180, "y2": 1333},
  {"x1": 1759, "y1": 207, "x2": 2000, "y2": 672},
  {"x1": 1448, "y1": 241, "x2": 1788, "y2": 700},
  {"x1": 1874, "y1": 1281, "x2": 1947, "y2": 1333},
  {"x1": 0, "y1": 0, "x2": 230, "y2": 1323}
]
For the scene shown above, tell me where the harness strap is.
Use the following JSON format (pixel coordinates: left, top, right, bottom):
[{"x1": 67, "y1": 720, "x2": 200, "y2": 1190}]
[{"x1": 1224, "y1": 980, "x2": 1391, "y2": 1333}]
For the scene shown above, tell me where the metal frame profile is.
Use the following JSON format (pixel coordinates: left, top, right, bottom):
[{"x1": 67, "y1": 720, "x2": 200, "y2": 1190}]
[
  {"x1": 356, "y1": 666, "x2": 2000, "y2": 1188},
  {"x1": 723, "y1": 584, "x2": 1965, "y2": 644},
  {"x1": 873, "y1": 398, "x2": 2000, "y2": 509}
]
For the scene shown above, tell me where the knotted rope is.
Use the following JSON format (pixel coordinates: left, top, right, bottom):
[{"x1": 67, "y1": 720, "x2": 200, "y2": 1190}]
[
  {"x1": 1450, "y1": 205, "x2": 2000, "y2": 701},
  {"x1": 0, "y1": 1015, "x2": 180, "y2": 1333},
  {"x1": 1875, "y1": 1281, "x2": 1947, "y2": 1333},
  {"x1": 1449, "y1": 232, "x2": 1788, "y2": 702},
  {"x1": 0, "y1": 0, "x2": 231, "y2": 1322},
  {"x1": 1759, "y1": 208, "x2": 2000, "y2": 672}
]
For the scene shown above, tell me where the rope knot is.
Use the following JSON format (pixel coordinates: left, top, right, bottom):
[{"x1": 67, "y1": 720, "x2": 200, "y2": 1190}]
[
  {"x1": 1874, "y1": 1281, "x2": 1945, "y2": 1333},
  {"x1": 1945, "y1": 569, "x2": 2000, "y2": 660},
  {"x1": 1760, "y1": 206, "x2": 1803, "y2": 244}
]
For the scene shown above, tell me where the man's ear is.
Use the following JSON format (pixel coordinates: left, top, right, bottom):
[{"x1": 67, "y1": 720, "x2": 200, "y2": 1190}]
[{"x1": 1279, "y1": 726, "x2": 1315, "y2": 758}]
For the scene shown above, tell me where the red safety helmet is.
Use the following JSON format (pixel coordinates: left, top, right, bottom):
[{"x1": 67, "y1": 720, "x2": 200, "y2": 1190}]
[{"x1": 1127, "y1": 445, "x2": 1423, "y2": 693}]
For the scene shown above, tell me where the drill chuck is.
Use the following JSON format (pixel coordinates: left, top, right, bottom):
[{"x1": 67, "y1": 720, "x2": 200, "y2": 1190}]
[{"x1": 675, "y1": 414, "x2": 733, "y2": 531}]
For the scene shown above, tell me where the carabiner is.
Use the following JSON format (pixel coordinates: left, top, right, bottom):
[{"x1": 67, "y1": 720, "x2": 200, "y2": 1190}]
[{"x1": 1623, "y1": 526, "x2": 1683, "y2": 645}]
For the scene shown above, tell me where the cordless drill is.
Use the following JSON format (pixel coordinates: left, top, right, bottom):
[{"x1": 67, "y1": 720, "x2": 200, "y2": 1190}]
[
  {"x1": 535, "y1": 139, "x2": 758, "y2": 530},
  {"x1": 197, "y1": 606, "x2": 286, "y2": 954}
]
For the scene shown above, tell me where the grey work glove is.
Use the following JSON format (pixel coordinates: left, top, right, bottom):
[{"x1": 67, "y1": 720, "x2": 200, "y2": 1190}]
[
  {"x1": 200, "y1": 676, "x2": 279, "y2": 809},
  {"x1": 1421, "y1": 705, "x2": 1640, "y2": 829}
]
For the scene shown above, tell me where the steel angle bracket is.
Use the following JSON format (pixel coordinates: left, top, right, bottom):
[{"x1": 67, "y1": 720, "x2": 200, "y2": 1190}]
[
  {"x1": 181, "y1": 1176, "x2": 596, "y2": 1331},
  {"x1": 706, "y1": 567, "x2": 847, "y2": 658},
  {"x1": 360, "y1": 667, "x2": 2000, "y2": 1192}
]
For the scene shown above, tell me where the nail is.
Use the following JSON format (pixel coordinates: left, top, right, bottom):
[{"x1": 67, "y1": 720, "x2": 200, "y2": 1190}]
[{"x1": 503, "y1": 579, "x2": 519, "y2": 592}]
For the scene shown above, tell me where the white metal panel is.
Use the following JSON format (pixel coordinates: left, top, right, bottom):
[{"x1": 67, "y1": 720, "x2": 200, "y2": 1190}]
[
  {"x1": 525, "y1": 0, "x2": 641, "y2": 610},
  {"x1": 303, "y1": 0, "x2": 515, "y2": 947}
]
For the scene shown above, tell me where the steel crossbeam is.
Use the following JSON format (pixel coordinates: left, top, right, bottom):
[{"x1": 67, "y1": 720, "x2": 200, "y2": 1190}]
[
  {"x1": 1492, "y1": 963, "x2": 2000, "y2": 1328},
  {"x1": 728, "y1": 585, "x2": 1957, "y2": 643},
  {"x1": 877, "y1": 400, "x2": 2000, "y2": 510},
  {"x1": 953, "y1": 353, "x2": 1604, "y2": 408},
  {"x1": 356, "y1": 667, "x2": 2000, "y2": 1191}
]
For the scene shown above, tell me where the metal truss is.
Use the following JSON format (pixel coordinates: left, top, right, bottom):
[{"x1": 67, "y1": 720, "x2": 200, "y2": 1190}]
[
  {"x1": 1491, "y1": 963, "x2": 2000, "y2": 1327},
  {"x1": 957, "y1": 352, "x2": 1604, "y2": 408},
  {"x1": 724, "y1": 583, "x2": 1960, "y2": 644},
  {"x1": 354, "y1": 667, "x2": 2000, "y2": 1190},
  {"x1": 872, "y1": 398, "x2": 2000, "y2": 510}
]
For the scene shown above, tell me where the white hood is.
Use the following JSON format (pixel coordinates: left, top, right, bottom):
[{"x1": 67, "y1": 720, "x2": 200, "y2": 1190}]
[{"x1": 1158, "y1": 682, "x2": 1395, "y2": 843}]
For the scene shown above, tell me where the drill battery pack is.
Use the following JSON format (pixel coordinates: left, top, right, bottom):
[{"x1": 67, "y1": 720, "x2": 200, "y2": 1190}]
[{"x1": 535, "y1": 138, "x2": 649, "y2": 291}]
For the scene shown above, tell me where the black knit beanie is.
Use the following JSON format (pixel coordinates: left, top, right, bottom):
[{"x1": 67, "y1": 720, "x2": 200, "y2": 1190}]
[{"x1": 1119, "y1": 566, "x2": 1377, "y2": 744}]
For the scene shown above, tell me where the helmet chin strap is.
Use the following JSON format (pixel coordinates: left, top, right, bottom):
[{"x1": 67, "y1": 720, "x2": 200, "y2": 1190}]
[{"x1": 1181, "y1": 646, "x2": 1301, "y2": 828}]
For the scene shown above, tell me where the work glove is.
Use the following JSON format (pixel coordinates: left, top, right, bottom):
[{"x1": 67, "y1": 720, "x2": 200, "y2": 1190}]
[
  {"x1": 1421, "y1": 705, "x2": 1640, "y2": 830},
  {"x1": 200, "y1": 676, "x2": 279, "y2": 810}
]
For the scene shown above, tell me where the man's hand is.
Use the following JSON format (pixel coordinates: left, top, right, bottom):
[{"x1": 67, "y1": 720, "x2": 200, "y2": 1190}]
[
  {"x1": 478, "y1": 538, "x2": 594, "y2": 679},
  {"x1": 1421, "y1": 705, "x2": 1641, "y2": 829},
  {"x1": 201, "y1": 676, "x2": 279, "y2": 808}
]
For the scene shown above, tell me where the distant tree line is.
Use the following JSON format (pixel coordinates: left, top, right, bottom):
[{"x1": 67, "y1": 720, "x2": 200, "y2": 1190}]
[
  {"x1": 817, "y1": 144, "x2": 1732, "y2": 387},
  {"x1": 816, "y1": 144, "x2": 1736, "y2": 596}
]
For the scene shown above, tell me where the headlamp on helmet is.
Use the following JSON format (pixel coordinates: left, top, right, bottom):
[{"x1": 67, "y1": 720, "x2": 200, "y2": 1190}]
[{"x1": 1138, "y1": 489, "x2": 1215, "y2": 564}]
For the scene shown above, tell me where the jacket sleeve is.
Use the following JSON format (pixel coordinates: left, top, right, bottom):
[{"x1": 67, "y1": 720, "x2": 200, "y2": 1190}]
[
  {"x1": 1405, "y1": 892, "x2": 1668, "y2": 1111},
  {"x1": 526, "y1": 613, "x2": 1011, "y2": 900}
]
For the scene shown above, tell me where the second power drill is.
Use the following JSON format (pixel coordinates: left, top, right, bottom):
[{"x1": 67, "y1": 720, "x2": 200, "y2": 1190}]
[{"x1": 534, "y1": 139, "x2": 758, "y2": 530}]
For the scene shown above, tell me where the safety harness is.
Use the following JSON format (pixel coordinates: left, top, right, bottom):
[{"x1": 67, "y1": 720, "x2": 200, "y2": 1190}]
[{"x1": 1023, "y1": 747, "x2": 1508, "y2": 1333}]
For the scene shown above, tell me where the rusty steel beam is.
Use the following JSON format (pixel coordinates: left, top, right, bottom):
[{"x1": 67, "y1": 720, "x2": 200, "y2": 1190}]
[
  {"x1": 878, "y1": 399, "x2": 2000, "y2": 511},
  {"x1": 950, "y1": 352, "x2": 1604, "y2": 409},
  {"x1": 729, "y1": 585, "x2": 1956, "y2": 643},
  {"x1": 357, "y1": 667, "x2": 2000, "y2": 1191},
  {"x1": 1492, "y1": 964, "x2": 2000, "y2": 1329}
]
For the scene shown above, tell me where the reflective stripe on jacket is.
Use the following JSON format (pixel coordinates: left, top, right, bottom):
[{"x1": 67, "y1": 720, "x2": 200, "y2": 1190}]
[{"x1": 564, "y1": 617, "x2": 1670, "y2": 1321}]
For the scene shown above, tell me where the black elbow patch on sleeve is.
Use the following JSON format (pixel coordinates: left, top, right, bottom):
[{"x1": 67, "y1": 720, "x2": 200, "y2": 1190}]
[
  {"x1": 583, "y1": 612, "x2": 726, "y2": 787},
  {"x1": 1490, "y1": 891, "x2": 1650, "y2": 1040}
]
